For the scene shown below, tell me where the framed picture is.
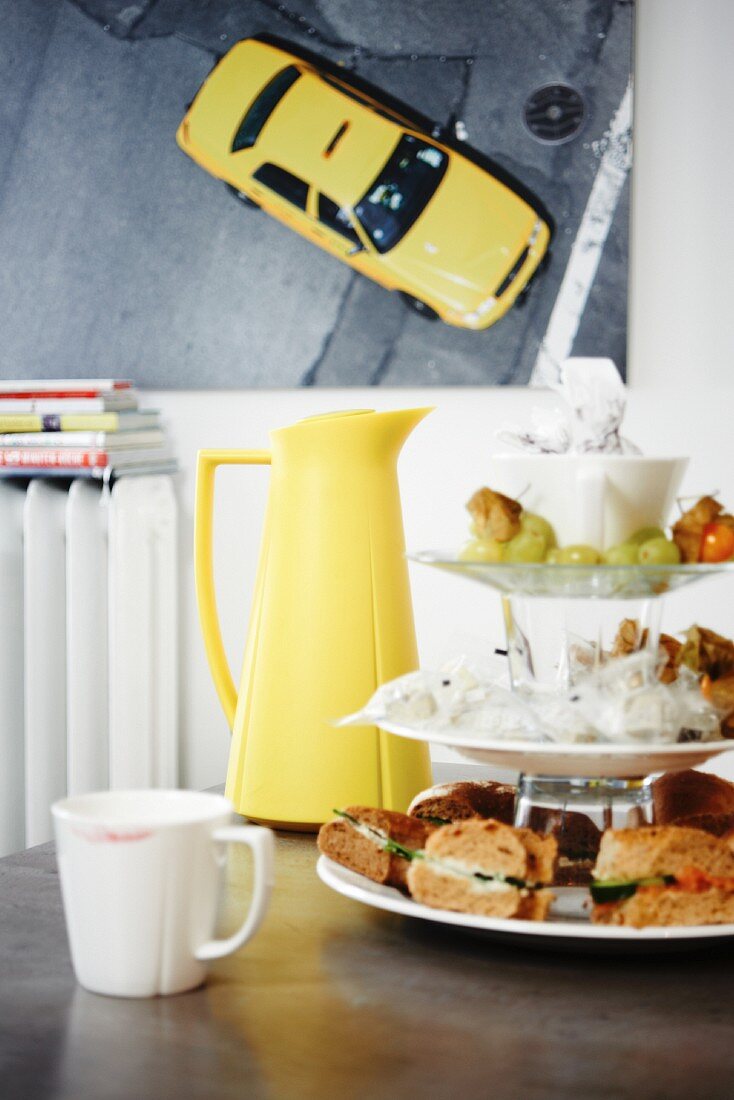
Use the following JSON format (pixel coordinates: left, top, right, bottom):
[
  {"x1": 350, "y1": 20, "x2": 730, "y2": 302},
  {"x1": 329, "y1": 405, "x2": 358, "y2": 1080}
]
[{"x1": 0, "y1": 0, "x2": 633, "y2": 387}]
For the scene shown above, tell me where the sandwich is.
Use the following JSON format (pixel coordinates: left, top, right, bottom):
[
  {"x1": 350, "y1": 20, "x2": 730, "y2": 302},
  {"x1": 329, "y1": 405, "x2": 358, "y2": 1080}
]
[
  {"x1": 407, "y1": 818, "x2": 556, "y2": 920},
  {"x1": 408, "y1": 780, "x2": 515, "y2": 826},
  {"x1": 409, "y1": 780, "x2": 599, "y2": 885},
  {"x1": 317, "y1": 807, "x2": 434, "y2": 891},
  {"x1": 591, "y1": 825, "x2": 734, "y2": 927},
  {"x1": 652, "y1": 769, "x2": 734, "y2": 836},
  {"x1": 526, "y1": 806, "x2": 601, "y2": 886}
]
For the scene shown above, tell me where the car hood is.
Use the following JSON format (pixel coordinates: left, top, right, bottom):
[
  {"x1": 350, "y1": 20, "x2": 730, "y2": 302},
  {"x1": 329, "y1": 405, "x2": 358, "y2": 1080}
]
[{"x1": 387, "y1": 154, "x2": 538, "y2": 307}]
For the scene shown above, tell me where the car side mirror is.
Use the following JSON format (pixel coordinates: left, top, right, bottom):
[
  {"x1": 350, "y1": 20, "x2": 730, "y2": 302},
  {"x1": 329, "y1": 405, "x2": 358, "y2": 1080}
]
[
  {"x1": 348, "y1": 242, "x2": 365, "y2": 256},
  {"x1": 432, "y1": 112, "x2": 458, "y2": 141}
]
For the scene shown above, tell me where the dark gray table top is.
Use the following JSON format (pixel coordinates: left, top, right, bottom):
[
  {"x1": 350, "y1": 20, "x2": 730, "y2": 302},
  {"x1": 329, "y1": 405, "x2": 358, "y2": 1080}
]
[{"x1": 3, "y1": 832, "x2": 734, "y2": 1100}]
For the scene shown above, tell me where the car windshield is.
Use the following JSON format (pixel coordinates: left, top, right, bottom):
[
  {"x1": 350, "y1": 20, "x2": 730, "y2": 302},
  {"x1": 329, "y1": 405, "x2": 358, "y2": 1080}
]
[
  {"x1": 354, "y1": 133, "x2": 448, "y2": 253},
  {"x1": 231, "y1": 65, "x2": 300, "y2": 153}
]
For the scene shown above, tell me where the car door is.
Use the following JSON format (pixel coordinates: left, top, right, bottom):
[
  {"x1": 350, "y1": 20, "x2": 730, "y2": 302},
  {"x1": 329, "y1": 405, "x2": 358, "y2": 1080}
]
[{"x1": 311, "y1": 192, "x2": 394, "y2": 287}]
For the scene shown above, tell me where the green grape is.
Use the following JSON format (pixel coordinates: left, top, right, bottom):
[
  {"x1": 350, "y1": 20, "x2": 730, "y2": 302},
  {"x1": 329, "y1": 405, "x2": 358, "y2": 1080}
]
[
  {"x1": 627, "y1": 525, "x2": 666, "y2": 546},
  {"x1": 638, "y1": 537, "x2": 681, "y2": 565},
  {"x1": 459, "y1": 537, "x2": 505, "y2": 563},
  {"x1": 545, "y1": 547, "x2": 562, "y2": 564},
  {"x1": 504, "y1": 530, "x2": 546, "y2": 563},
  {"x1": 603, "y1": 542, "x2": 639, "y2": 565},
  {"x1": 520, "y1": 511, "x2": 557, "y2": 549},
  {"x1": 556, "y1": 544, "x2": 602, "y2": 565}
]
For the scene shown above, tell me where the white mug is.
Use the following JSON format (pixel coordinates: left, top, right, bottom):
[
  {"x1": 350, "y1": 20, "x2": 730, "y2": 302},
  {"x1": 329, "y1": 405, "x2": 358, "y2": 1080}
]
[
  {"x1": 52, "y1": 789, "x2": 274, "y2": 998},
  {"x1": 488, "y1": 453, "x2": 688, "y2": 548}
]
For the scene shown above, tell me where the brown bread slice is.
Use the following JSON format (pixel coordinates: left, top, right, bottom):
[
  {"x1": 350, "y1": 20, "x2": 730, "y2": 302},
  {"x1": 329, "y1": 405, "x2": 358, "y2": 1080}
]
[
  {"x1": 526, "y1": 806, "x2": 602, "y2": 859},
  {"x1": 422, "y1": 819, "x2": 530, "y2": 877},
  {"x1": 554, "y1": 856, "x2": 596, "y2": 887},
  {"x1": 671, "y1": 812, "x2": 734, "y2": 837},
  {"x1": 408, "y1": 784, "x2": 598, "y2": 884},
  {"x1": 317, "y1": 807, "x2": 432, "y2": 891},
  {"x1": 592, "y1": 887, "x2": 734, "y2": 928},
  {"x1": 408, "y1": 780, "x2": 515, "y2": 825},
  {"x1": 594, "y1": 825, "x2": 734, "y2": 882},
  {"x1": 592, "y1": 824, "x2": 734, "y2": 926},
  {"x1": 516, "y1": 890, "x2": 555, "y2": 921},
  {"x1": 652, "y1": 769, "x2": 734, "y2": 826},
  {"x1": 513, "y1": 826, "x2": 557, "y2": 884},
  {"x1": 407, "y1": 860, "x2": 526, "y2": 918},
  {"x1": 407, "y1": 819, "x2": 556, "y2": 920},
  {"x1": 530, "y1": 806, "x2": 601, "y2": 886}
]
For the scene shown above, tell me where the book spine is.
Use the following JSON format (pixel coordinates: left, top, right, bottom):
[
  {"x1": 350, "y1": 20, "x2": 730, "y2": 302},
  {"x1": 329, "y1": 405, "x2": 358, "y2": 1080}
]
[
  {"x1": 53, "y1": 414, "x2": 118, "y2": 431},
  {"x1": 0, "y1": 399, "x2": 132, "y2": 412},
  {"x1": 0, "y1": 433, "x2": 104, "y2": 448},
  {"x1": 0, "y1": 449, "x2": 109, "y2": 468},
  {"x1": 0, "y1": 390, "x2": 112, "y2": 400},
  {"x1": 0, "y1": 416, "x2": 43, "y2": 432},
  {"x1": 0, "y1": 380, "x2": 132, "y2": 396}
]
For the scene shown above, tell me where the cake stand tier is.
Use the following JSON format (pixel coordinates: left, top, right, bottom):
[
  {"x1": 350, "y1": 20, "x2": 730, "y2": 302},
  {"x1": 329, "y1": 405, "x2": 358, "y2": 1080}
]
[
  {"x1": 391, "y1": 551, "x2": 734, "y2": 782},
  {"x1": 409, "y1": 554, "x2": 734, "y2": 600},
  {"x1": 376, "y1": 716, "x2": 733, "y2": 778}
]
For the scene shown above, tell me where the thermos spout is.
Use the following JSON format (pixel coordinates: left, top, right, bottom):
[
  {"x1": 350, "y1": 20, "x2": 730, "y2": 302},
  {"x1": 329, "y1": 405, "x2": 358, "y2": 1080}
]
[{"x1": 374, "y1": 406, "x2": 434, "y2": 453}]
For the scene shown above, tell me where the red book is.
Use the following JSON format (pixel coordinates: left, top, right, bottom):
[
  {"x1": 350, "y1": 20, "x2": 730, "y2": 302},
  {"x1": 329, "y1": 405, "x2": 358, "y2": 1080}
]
[
  {"x1": 0, "y1": 388, "x2": 131, "y2": 400},
  {"x1": 0, "y1": 446, "x2": 165, "y2": 469},
  {"x1": 0, "y1": 380, "x2": 131, "y2": 397},
  {"x1": 0, "y1": 449, "x2": 110, "y2": 468}
]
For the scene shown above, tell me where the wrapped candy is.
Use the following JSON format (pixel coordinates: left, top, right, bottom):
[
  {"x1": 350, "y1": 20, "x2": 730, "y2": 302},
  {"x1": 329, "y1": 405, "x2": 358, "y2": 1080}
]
[
  {"x1": 336, "y1": 657, "x2": 539, "y2": 741},
  {"x1": 568, "y1": 652, "x2": 721, "y2": 744},
  {"x1": 338, "y1": 650, "x2": 723, "y2": 746}
]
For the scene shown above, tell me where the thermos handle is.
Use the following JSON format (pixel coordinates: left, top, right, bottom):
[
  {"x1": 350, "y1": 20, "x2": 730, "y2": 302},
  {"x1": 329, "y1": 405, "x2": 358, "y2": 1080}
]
[{"x1": 195, "y1": 450, "x2": 272, "y2": 728}]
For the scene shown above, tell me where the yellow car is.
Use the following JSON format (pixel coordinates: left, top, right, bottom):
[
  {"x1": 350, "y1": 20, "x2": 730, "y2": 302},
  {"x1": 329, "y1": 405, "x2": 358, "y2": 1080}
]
[{"x1": 176, "y1": 38, "x2": 551, "y2": 329}]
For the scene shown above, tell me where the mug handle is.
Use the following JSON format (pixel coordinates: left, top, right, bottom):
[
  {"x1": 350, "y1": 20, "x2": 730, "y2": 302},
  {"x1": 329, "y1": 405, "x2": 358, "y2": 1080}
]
[{"x1": 195, "y1": 825, "x2": 275, "y2": 962}]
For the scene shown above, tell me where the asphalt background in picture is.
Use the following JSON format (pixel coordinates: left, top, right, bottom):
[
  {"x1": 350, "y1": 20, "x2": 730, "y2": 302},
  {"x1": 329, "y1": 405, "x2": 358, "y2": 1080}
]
[{"x1": 0, "y1": 0, "x2": 632, "y2": 387}]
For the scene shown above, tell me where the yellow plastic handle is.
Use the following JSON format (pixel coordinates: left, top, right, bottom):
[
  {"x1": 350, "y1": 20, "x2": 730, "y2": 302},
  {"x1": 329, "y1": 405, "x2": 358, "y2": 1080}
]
[{"x1": 195, "y1": 449, "x2": 272, "y2": 729}]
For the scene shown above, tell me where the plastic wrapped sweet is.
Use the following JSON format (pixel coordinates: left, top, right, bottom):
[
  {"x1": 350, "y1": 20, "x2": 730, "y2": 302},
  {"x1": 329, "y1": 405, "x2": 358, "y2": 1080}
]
[
  {"x1": 529, "y1": 696, "x2": 597, "y2": 744},
  {"x1": 565, "y1": 652, "x2": 722, "y2": 744},
  {"x1": 338, "y1": 650, "x2": 723, "y2": 746},
  {"x1": 338, "y1": 670, "x2": 440, "y2": 727},
  {"x1": 449, "y1": 690, "x2": 540, "y2": 740},
  {"x1": 337, "y1": 657, "x2": 539, "y2": 741}
]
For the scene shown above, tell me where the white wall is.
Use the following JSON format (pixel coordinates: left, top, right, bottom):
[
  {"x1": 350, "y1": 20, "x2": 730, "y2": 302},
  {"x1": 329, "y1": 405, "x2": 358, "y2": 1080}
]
[
  {"x1": 630, "y1": 0, "x2": 734, "y2": 386},
  {"x1": 150, "y1": 0, "x2": 734, "y2": 789}
]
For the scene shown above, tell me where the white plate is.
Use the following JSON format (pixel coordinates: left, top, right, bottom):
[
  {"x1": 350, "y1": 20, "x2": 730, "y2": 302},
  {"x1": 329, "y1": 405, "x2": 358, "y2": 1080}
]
[
  {"x1": 377, "y1": 717, "x2": 734, "y2": 778},
  {"x1": 317, "y1": 856, "x2": 734, "y2": 953}
]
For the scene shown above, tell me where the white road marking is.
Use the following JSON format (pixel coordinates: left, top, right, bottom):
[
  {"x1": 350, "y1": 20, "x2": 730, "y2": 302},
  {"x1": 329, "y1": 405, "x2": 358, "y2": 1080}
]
[{"x1": 530, "y1": 81, "x2": 633, "y2": 388}]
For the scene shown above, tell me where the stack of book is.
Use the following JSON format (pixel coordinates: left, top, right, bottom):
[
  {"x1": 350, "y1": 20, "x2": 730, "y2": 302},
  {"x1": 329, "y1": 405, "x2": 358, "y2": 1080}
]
[{"x1": 0, "y1": 380, "x2": 176, "y2": 479}]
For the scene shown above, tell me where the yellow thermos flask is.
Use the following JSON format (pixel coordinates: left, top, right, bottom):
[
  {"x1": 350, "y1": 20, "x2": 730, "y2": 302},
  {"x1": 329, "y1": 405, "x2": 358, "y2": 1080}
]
[{"x1": 194, "y1": 408, "x2": 433, "y2": 829}]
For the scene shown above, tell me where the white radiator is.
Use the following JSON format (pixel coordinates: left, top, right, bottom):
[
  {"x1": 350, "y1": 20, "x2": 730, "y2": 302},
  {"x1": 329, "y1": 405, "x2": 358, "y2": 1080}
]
[{"x1": 0, "y1": 476, "x2": 178, "y2": 855}]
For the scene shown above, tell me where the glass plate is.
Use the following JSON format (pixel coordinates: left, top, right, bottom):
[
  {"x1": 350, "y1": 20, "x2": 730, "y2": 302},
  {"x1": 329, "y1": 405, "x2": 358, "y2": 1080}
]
[{"x1": 409, "y1": 552, "x2": 734, "y2": 600}]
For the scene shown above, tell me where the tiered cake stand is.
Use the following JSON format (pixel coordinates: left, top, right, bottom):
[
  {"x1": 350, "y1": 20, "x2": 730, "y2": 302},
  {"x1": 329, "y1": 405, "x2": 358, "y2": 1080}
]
[
  {"x1": 319, "y1": 556, "x2": 734, "y2": 949},
  {"x1": 381, "y1": 555, "x2": 734, "y2": 831}
]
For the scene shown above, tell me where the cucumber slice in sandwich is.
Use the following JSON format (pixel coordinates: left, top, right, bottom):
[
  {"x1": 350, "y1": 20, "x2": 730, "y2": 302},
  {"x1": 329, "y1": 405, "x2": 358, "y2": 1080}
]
[
  {"x1": 590, "y1": 876, "x2": 676, "y2": 903},
  {"x1": 333, "y1": 809, "x2": 423, "y2": 861}
]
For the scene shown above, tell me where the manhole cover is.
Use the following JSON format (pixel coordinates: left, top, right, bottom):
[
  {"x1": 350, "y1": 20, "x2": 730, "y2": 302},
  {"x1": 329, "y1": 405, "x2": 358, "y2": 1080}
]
[{"x1": 523, "y1": 83, "x2": 585, "y2": 144}]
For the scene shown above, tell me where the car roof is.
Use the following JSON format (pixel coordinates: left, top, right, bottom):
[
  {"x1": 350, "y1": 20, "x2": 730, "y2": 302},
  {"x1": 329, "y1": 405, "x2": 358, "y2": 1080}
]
[
  {"x1": 188, "y1": 39, "x2": 405, "y2": 208},
  {"x1": 255, "y1": 70, "x2": 401, "y2": 207}
]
